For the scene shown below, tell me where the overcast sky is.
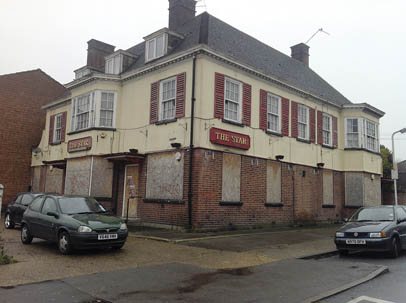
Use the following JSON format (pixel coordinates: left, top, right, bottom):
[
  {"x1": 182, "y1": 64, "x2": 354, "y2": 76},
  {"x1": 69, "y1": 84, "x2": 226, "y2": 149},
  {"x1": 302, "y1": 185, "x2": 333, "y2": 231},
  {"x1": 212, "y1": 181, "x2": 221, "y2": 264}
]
[{"x1": 1, "y1": 0, "x2": 405, "y2": 160}]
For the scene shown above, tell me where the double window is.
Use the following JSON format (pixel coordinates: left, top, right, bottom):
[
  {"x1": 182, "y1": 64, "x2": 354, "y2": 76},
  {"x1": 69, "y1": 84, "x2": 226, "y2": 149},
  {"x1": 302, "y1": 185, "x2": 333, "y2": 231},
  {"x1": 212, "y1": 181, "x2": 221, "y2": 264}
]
[
  {"x1": 322, "y1": 114, "x2": 332, "y2": 146},
  {"x1": 105, "y1": 55, "x2": 122, "y2": 75},
  {"x1": 298, "y1": 104, "x2": 309, "y2": 140},
  {"x1": 267, "y1": 93, "x2": 281, "y2": 133},
  {"x1": 345, "y1": 118, "x2": 379, "y2": 152},
  {"x1": 71, "y1": 91, "x2": 116, "y2": 132},
  {"x1": 160, "y1": 77, "x2": 177, "y2": 121},
  {"x1": 146, "y1": 34, "x2": 166, "y2": 62},
  {"x1": 224, "y1": 78, "x2": 242, "y2": 123}
]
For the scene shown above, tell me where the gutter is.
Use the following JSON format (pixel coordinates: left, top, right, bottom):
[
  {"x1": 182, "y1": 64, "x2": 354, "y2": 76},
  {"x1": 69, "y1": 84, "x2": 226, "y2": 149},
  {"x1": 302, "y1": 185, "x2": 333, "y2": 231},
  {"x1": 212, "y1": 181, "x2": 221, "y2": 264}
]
[{"x1": 188, "y1": 55, "x2": 197, "y2": 229}]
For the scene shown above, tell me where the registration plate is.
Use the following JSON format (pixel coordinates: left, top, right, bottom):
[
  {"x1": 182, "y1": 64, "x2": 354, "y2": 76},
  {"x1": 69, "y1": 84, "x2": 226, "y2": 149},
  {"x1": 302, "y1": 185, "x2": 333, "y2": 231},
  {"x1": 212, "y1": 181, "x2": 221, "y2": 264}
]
[
  {"x1": 98, "y1": 234, "x2": 118, "y2": 241},
  {"x1": 346, "y1": 239, "x2": 366, "y2": 245}
]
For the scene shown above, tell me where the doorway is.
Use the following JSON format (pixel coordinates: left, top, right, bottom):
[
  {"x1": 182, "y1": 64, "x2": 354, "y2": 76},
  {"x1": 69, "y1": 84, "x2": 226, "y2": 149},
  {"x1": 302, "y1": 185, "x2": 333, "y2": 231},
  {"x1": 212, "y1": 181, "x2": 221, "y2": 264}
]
[{"x1": 122, "y1": 164, "x2": 139, "y2": 219}]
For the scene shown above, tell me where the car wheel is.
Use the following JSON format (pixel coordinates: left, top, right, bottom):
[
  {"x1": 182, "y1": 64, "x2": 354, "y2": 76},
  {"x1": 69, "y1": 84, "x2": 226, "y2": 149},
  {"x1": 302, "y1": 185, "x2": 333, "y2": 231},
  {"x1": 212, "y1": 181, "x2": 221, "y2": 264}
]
[
  {"x1": 112, "y1": 244, "x2": 124, "y2": 250},
  {"x1": 21, "y1": 225, "x2": 33, "y2": 244},
  {"x1": 58, "y1": 231, "x2": 73, "y2": 255},
  {"x1": 4, "y1": 213, "x2": 15, "y2": 229},
  {"x1": 338, "y1": 249, "x2": 349, "y2": 257},
  {"x1": 390, "y1": 237, "x2": 401, "y2": 258}
]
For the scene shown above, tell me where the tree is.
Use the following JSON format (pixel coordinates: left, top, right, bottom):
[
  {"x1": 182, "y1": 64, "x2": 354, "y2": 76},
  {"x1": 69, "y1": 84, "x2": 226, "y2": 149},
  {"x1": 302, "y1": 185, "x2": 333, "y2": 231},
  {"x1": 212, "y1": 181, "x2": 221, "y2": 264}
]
[{"x1": 381, "y1": 145, "x2": 393, "y2": 193}]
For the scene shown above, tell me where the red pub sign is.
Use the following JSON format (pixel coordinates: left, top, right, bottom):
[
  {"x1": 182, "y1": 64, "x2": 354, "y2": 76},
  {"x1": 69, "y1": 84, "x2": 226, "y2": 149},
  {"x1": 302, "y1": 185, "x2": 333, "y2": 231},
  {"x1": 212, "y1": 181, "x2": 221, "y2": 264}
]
[
  {"x1": 68, "y1": 137, "x2": 92, "y2": 153},
  {"x1": 209, "y1": 128, "x2": 250, "y2": 150}
]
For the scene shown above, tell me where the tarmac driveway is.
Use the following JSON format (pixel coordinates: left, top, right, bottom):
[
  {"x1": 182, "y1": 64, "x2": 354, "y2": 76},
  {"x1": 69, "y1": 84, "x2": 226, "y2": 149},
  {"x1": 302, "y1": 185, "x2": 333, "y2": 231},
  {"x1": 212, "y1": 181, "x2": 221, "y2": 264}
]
[{"x1": 0, "y1": 222, "x2": 274, "y2": 286}]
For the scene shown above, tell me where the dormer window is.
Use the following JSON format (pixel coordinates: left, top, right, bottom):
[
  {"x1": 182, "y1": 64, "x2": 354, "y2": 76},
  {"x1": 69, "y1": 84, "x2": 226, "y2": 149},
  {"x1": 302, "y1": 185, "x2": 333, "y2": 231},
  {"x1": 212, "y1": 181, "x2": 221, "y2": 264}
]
[
  {"x1": 105, "y1": 50, "x2": 137, "y2": 75},
  {"x1": 75, "y1": 67, "x2": 91, "y2": 79},
  {"x1": 146, "y1": 33, "x2": 167, "y2": 62},
  {"x1": 105, "y1": 54, "x2": 122, "y2": 74}
]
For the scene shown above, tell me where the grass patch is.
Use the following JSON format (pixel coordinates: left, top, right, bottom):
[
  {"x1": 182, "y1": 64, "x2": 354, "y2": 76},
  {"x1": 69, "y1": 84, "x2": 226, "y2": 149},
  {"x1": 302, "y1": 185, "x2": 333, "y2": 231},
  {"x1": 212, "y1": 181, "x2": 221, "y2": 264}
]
[
  {"x1": 0, "y1": 234, "x2": 17, "y2": 265},
  {"x1": 0, "y1": 249, "x2": 17, "y2": 265}
]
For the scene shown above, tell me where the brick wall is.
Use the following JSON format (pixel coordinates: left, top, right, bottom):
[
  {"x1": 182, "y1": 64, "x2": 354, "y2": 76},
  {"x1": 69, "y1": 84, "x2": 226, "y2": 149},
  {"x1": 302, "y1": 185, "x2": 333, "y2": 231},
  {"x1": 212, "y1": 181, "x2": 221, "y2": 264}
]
[
  {"x1": 133, "y1": 148, "x2": 347, "y2": 229},
  {"x1": 0, "y1": 70, "x2": 66, "y2": 210}
]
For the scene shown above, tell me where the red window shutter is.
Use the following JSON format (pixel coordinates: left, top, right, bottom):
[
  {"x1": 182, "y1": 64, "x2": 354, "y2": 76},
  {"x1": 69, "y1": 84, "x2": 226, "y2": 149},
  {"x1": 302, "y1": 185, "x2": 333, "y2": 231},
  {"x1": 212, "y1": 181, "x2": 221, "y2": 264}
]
[
  {"x1": 259, "y1": 89, "x2": 267, "y2": 130},
  {"x1": 49, "y1": 115, "x2": 55, "y2": 145},
  {"x1": 61, "y1": 112, "x2": 67, "y2": 142},
  {"x1": 242, "y1": 83, "x2": 251, "y2": 126},
  {"x1": 281, "y1": 98, "x2": 290, "y2": 136},
  {"x1": 317, "y1": 111, "x2": 323, "y2": 145},
  {"x1": 309, "y1": 108, "x2": 316, "y2": 143},
  {"x1": 214, "y1": 73, "x2": 225, "y2": 119},
  {"x1": 333, "y1": 116, "x2": 338, "y2": 148},
  {"x1": 176, "y1": 72, "x2": 186, "y2": 118},
  {"x1": 150, "y1": 81, "x2": 160, "y2": 124},
  {"x1": 291, "y1": 101, "x2": 298, "y2": 138}
]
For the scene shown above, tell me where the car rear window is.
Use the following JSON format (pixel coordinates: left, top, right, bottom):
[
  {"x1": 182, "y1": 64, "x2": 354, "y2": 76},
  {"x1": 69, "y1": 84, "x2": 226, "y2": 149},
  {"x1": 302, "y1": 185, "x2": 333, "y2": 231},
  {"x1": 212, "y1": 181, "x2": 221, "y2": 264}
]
[
  {"x1": 29, "y1": 196, "x2": 44, "y2": 212},
  {"x1": 58, "y1": 197, "x2": 106, "y2": 214}
]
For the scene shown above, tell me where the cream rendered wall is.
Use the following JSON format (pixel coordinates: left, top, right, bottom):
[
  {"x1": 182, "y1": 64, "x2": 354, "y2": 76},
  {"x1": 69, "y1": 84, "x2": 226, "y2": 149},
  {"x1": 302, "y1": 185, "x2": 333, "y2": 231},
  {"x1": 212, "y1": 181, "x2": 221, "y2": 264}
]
[
  {"x1": 33, "y1": 55, "x2": 382, "y2": 175},
  {"x1": 193, "y1": 56, "x2": 381, "y2": 173}
]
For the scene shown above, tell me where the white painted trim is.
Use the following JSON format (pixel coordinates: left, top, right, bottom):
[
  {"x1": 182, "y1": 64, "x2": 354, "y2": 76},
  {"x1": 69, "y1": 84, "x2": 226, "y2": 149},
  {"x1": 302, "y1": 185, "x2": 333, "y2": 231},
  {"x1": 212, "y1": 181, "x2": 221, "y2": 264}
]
[{"x1": 122, "y1": 164, "x2": 139, "y2": 218}]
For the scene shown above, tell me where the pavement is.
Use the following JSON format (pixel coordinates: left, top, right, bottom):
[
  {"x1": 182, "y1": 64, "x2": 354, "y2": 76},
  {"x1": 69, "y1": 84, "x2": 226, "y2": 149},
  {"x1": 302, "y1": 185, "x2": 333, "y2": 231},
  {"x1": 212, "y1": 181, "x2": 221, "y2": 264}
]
[{"x1": 0, "y1": 220, "x2": 390, "y2": 302}]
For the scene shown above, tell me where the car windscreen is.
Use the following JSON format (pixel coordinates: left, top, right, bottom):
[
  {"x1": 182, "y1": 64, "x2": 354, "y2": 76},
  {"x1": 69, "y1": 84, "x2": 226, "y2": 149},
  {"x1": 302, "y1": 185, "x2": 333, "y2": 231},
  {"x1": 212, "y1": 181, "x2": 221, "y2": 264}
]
[
  {"x1": 58, "y1": 197, "x2": 106, "y2": 215},
  {"x1": 350, "y1": 207, "x2": 395, "y2": 222}
]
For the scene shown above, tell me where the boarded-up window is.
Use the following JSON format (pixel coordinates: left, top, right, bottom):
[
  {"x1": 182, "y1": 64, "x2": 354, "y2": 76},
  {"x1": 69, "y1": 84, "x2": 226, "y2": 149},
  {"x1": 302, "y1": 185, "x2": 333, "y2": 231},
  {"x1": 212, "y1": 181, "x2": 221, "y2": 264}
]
[
  {"x1": 267, "y1": 161, "x2": 281, "y2": 203},
  {"x1": 323, "y1": 170, "x2": 334, "y2": 205},
  {"x1": 146, "y1": 153, "x2": 184, "y2": 200},
  {"x1": 345, "y1": 172, "x2": 364, "y2": 206},
  {"x1": 222, "y1": 154, "x2": 241, "y2": 202}
]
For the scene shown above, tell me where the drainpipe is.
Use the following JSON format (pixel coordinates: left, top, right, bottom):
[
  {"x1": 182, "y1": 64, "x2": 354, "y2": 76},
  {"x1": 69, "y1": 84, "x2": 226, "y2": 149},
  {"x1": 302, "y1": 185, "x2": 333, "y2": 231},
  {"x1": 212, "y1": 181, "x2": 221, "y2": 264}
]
[{"x1": 188, "y1": 56, "x2": 197, "y2": 229}]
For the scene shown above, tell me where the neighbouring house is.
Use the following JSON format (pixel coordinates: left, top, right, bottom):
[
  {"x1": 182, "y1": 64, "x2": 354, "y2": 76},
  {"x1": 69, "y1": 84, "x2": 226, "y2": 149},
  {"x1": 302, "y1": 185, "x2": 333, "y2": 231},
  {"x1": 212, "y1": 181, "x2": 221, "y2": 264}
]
[
  {"x1": 0, "y1": 69, "x2": 66, "y2": 211},
  {"x1": 31, "y1": 0, "x2": 384, "y2": 229}
]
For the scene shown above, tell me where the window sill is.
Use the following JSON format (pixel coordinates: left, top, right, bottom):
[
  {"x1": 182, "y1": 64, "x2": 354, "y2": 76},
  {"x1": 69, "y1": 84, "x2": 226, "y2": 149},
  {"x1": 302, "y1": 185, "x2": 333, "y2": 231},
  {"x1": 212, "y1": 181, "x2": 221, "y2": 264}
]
[
  {"x1": 344, "y1": 148, "x2": 381, "y2": 156},
  {"x1": 296, "y1": 138, "x2": 311, "y2": 144},
  {"x1": 221, "y1": 119, "x2": 245, "y2": 128},
  {"x1": 344, "y1": 205, "x2": 362, "y2": 209},
  {"x1": 144, "y1": 199, "x2": 185, "y2": 205},
  {"x1": 50, "y1": 141, "x2": 63, "y2": 146},
  {"x1": 219, "y1": 201, "x2": 243, "y2": 206},
  {"x1": 68, "y1": 127, "x2": 116, "y2": 136},
  {"x1": 155, "y1": 118, "x2": 177, "y2": 125},
  {"x1": 322, "y1": 144, "x2": 335, "y2": 150},
  {"x1": 322, "y1": 204, "x2": 336, "y2": 209},
  {"x1": 265, "y1": 130, "x2": 283, "y2": 137},
  {"x1": 264, "y1": 202, "x2": 283, "y2": 207}
]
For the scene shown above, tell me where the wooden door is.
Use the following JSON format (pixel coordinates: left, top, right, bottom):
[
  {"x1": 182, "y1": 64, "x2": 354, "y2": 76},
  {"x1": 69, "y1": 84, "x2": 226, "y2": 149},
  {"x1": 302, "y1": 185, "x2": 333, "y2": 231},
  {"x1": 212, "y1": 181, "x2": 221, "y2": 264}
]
[{"x1": 123, "y1": 165, "x2": 139, "y2": 219}]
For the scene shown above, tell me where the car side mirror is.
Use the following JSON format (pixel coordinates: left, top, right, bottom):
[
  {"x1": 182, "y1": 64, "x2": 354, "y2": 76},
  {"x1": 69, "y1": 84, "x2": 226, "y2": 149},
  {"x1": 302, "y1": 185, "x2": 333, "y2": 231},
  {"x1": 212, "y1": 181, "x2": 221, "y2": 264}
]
[
  {"x1": 47, "y1": 212, "x2": 59, "y2": 219},
  {"x1": 343, "y1": 218, "x2": 349, "y2": 223}
]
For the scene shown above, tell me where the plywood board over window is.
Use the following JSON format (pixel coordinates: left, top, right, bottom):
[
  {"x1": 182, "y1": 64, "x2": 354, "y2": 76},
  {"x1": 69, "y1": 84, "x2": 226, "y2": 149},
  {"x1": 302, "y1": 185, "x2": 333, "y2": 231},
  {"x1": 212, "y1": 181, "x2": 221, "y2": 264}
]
[
  {"x1": 323, "y1": 170, "x2": 334, "y2": 205},
  {"x1": 267, "y1": 161, "x2": 281, "y2": 203},
  {"x1": 146, "y1": 153, "x2": 184, "y2": 200},
  {"x1": 222, "y1": 154, "x2": 241, "y2": 202},
  {"x1": 345, "y1": 172, "x2": 364, "y2": 207}
]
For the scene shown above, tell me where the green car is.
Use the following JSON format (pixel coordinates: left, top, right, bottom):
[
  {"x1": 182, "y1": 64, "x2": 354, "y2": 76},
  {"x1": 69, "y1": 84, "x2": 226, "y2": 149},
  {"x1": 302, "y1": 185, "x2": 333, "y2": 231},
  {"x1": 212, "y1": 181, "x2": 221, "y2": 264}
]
[{"x1": 21, "y1": 194, "x2": 128, "y2": 255}]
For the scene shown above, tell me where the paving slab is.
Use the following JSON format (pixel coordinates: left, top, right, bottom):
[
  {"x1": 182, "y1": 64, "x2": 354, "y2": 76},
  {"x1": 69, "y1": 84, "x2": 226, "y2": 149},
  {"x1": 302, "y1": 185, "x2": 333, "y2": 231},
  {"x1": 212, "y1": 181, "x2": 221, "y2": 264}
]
[{"x1": 0, "y1": 259, "x2": 387, "y2": 303}]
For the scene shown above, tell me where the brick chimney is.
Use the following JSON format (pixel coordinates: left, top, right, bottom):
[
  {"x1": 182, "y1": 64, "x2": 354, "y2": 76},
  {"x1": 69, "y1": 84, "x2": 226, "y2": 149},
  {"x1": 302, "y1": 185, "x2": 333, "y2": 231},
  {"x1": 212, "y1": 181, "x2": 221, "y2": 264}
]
[
  {"x1": 168, "y1": 0, "x2": 197, "y2": 31},
  {"x1": 290, "y1": 43, "x2": 310, "y2": 67},
  {"x1": 87, "y1": 39, "x2": 115, "y2": 70}
]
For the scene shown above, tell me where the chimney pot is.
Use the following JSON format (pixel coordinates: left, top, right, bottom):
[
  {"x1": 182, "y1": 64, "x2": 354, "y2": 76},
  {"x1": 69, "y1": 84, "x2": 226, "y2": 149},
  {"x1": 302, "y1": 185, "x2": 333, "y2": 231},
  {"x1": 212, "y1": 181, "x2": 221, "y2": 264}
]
[
  {"x1": 168, "y1": 0, "x2": 197, "y2": 31},
  {"x1": 290, "y1": 43, "x2": 310, "y2": 67}
]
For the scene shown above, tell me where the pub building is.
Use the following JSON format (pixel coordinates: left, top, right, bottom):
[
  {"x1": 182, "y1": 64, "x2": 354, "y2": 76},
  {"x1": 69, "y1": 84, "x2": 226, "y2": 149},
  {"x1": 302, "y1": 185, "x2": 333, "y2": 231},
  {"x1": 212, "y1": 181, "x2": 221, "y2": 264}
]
[{"x1": 31, "y1": 0, "x2": 384, "y2": 229}]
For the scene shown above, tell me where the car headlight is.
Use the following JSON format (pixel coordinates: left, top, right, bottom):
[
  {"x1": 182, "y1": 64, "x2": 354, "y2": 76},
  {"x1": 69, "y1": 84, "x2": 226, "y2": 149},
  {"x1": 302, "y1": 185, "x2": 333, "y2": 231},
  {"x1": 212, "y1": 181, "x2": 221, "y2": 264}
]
[
  {"x1": 78, "y1": 226, "x2": 92, "y2": 233},
  {"x1": 370, "y1": 232, "x2": 387, "y2": 238},
  {"x1": 336, "y1": 232, "x2": 345, "y2": 238},
  {"x1": 120, "y1": 223, "x2": 128, "y2": 230}
]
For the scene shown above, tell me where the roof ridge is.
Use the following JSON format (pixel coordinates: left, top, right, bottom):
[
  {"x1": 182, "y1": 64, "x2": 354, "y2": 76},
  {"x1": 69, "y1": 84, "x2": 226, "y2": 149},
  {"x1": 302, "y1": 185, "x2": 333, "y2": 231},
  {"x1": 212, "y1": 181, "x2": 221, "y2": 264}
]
[{"x1": 0, "y1": 68, "x2": 42, "y2": 78}]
